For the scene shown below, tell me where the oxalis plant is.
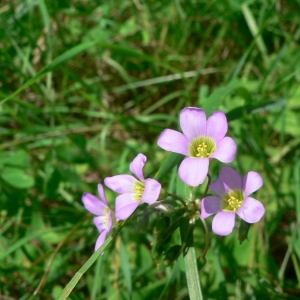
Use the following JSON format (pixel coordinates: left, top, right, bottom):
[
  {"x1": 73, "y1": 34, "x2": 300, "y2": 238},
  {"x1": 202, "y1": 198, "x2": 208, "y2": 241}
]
[{"x1": 58, "y1": 107, "x2": 265, "y2": 300}]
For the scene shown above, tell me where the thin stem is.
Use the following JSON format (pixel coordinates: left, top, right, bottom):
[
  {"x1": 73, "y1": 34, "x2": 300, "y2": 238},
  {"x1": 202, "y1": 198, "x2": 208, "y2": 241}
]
[
  {"x1": 203, "y1": 173, "x2": 211, "y2": 197},
  {"x1": 199, "y1": 217, "x2": 210, "y2": 262},
  {"x1": 58, "y1": 222, "x2": 124, "y2": 300},
  {"x1": 167, "y1": 192, "x2": 188, "y2": 209}
]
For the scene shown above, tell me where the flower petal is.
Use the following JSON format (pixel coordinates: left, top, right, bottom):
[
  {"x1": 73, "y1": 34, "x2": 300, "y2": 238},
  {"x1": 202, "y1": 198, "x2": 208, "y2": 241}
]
[
  {"x1": 206, "y1": 111, "x2": 228, "y2": 142},
  {"x1": 107, "y1": 210, "x2": 114, "y2": 231},
  {"x1": 237, "y1": 197, "x2": 265, "y2": 223},
  {"x1": 97, "y1": 184, "x2": 108, "y2": 206},
  {"x1": 94, "y1": 211, "x2": 113, "y2": 232},
  {"x1": 209, "y1": 177, "x2": 226, "y2": 197},
  {"x1": 94, "y1": 215, "x2": 108, "y2": 233},
  {"x1": 82, "y1": 192, "x2": 107, "y2": 215},
  {"x1": 104, "y1": 175, "x2": 136, "y2": 193},
  {"x1": 210, "y1": 137, "x2": 237, "y2": 163},
  {"x1": 180, "y1": 107, "x2": 206, "y2": 140},
  {"x1": 157, "y1": 129, "x2": 189, "y2": 156},
  {"x1": 201, "y1": 196, "x2": 222, "y2": 218},
  {"x1": 115, "y1": 193, "x2": 140, "y2": 220},
  {"x1": 142, "y1": 178, "x2": 161, "y2": 204},
  {"x1": 94, "y1": 230, "x2": 108, "y2": 251},
  {"x1": 242, "y1": 171, "x2": 263, "y2": 197},
  {"x1": 130, "y1": 153, "x2": 146, "y2": 181},
  {"x1": 178, "y1": 157, "x2": 209, "y2": 186},
  {"x1": 218, "y1": 166, "x2": 242, "y2": 193},
  {"x1": 212, "y1": 211, "x2": 236, "y2": 235}
]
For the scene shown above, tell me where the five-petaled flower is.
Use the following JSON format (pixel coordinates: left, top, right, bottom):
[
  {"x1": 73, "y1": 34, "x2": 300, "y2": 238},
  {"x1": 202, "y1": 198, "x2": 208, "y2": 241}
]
[
  {"x1": 82, "y1": 184, "x2": 114, "y2": 251},
  {"x1": 157, "y1": 107, "x2": 237, "y2": 186},
  {"x1": 201, "y1": 166, "x2": 265, "y2": 236},
  {"x1": 104, "y1": 153, "x2": 161, "y2": 221}
]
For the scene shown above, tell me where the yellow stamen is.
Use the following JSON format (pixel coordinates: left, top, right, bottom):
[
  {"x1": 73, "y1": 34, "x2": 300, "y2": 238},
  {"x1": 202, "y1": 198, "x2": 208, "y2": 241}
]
[
  {"x1": 196, "y1": 142, "x2": 210, "y2": 158},
  {"x1": 134, "y1": 181, "x2": 145, "y2": 201},
  {"x1": 222, "y1": 190, "x2": 245, "y2": 212},
  {"x1": 189, "y1": 136, "x2": 216, "y2": 158},
  {"x1": 227, "y1": 195, "x2": 243, "y2": 211}
]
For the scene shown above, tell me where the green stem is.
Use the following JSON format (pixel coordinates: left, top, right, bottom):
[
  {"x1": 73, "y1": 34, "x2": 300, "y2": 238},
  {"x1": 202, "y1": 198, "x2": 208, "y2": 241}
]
[
  {"x1": 58, "y1": 235, "x2": 113, "y2": 300},
  {"x1": 180, "y1": 220, "x2": 203, "y2": 300},
  {"x1": 167, "y1": 192, "x2": 188, "y2": 209},
  {"x1": 200, "y1": 217, "x2": 210, "y2": 262},
  {"x1": 184, "y1": 246, "x2": 203, "y2": 300},
  {"x1": 203, "y1": 173, "x2": 211, "y2": 197}
]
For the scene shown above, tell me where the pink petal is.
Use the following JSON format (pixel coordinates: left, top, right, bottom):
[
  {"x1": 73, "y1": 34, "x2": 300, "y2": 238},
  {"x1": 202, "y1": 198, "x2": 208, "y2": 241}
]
[
  {"x1": 180, "y1": 107, "x2": 206, "y2": 140},
  {"x1": 210, "y1": 137, "x2": 237, "y2": 163},
  {"x1": 217, "y1": 166, "x2": 242, "y2": 193},
  {"x1": 104, "y1": 175, "x2": 136, "y2": 193},
  {"x1": 115, "y1": 193, "x2": 140, "y2": 220},
  {"x1": 206, "y1": 111, "x2": 228, "y2": 143},
  {"x1": 209, "y1": 177, "x2": 226, "y2": 197},
  {"x1": 201, "y1": 196, "x2": 222, "y2": 218},
  {"x1": 94, "y1": 230, "x2": 108, "y2": 251},
  {"x1": 178, "y1": 157, "x2": 209, "y2": 186},
  {"x1": 237, "y1": 197, "x2": 265, "y2": 223},
  {"x1": 130, "y1": 153, "x2": 146, "y2": 181},
  {"x1": 97, "y1": 184, "x2": 108, "y2": 206},
  {"x1": 157, "y1": 129, "x2": 189, "y2": 156},
  {"x1": 142, "y1": 178, "x2": 161, "y2": 204},
  {"x1": 242, "y1": 171, "x2": 263, "y2": 197},
  {"x1": 94, "y1": 215, "x2": 109, "y2": 233},
  {"x1": 82, "y1": 193, "x2": 107, "y2": 215},
  {"x1": 212, "y1": 211, "x2": 236, "y2": 235}
]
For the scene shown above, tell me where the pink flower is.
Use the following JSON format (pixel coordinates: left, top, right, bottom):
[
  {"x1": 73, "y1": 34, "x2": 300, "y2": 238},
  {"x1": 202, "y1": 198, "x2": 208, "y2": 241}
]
[
  {"x1": 201, "y1": 166, "x2": 265, "y2": 236},
  {"x1": 82, "y1": 184, "x2": 114, "y2": 251},
  {"x1": 157, "y1": 107, "x2": 237, "y2": 186},
  {"x1": 104, "y1": 153, "x2": 161, "y2": 221}
]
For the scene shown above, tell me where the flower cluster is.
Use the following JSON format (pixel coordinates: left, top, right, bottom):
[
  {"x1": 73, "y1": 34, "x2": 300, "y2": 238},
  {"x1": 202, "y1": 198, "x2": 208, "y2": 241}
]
[
  {"x1": 82, "y1": 106, "x2": 265, "y2": 251},
  {"x1": 82, "y1": 154, "x2": 161, "y2": 250},
  {"x1": 157, "y1": 107, "x2": 265, "y2": 235}
]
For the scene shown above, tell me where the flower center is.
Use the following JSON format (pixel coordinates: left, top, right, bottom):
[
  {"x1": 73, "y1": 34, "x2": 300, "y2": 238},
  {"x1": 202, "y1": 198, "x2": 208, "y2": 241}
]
[
  {"x1": 189, "y1": 136, "x2": 216, "y2": 158},
  {"x1": 134, "y1": 181, "x2": 145, "y2": 201},
  {"x1": 222, "y1": 190, "x2": 244, "y2": 212}
]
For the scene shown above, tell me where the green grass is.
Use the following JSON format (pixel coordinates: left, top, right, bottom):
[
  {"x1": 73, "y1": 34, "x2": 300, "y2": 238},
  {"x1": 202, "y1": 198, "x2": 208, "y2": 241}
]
[{"x1": 1, "y1": 0, "x2": 300, "y2": 299}]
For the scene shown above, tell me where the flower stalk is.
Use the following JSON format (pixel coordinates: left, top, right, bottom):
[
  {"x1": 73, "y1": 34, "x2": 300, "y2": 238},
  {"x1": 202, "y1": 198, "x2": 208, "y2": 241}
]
[
  {"x1": 180, "y1": 220, "x2": 203, "y2": 300},
  {"x1": 184, "y1": 247, "x2": 203, "y2": 300}
]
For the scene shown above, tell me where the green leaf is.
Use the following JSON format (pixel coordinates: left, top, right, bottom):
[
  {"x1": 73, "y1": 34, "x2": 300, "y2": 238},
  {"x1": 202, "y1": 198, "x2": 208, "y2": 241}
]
[
  {"x1": 1, "y1": 166, "x2": 35, "y2": 188},
  {"x1": 120, "y1": 240, "x2": 132, "y2": 296},
  {"x1": 0, "y1": 149, "x2": 30, "y2": 168},
  {"x1": 164, "y1": 245, "x2": 182, "y2": 264},
  {"x1": 270, "y1": 109, "x2": 300, "y2": 137},
  {"x1": 155, "y1": 153, "x2": 183, "y2": 183},
  {"x1": 226, "y1": 99, "x2": 285, "y2": 121},
  {"x1": 201, "y1": 81, "x2": 251, "y2": 115},
  {"x1": 238, "y1": 219, "x2": 251, "y2": 244},
  {"x1": 152, "y1": 216, "x2": 172, "y2": 261}
]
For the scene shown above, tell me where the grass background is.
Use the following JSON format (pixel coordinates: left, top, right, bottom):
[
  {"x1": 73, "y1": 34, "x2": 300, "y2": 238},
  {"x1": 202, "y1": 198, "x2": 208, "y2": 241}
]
[{"x1": 1, "y1": 0, "x2": 300, "y2": 299}]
